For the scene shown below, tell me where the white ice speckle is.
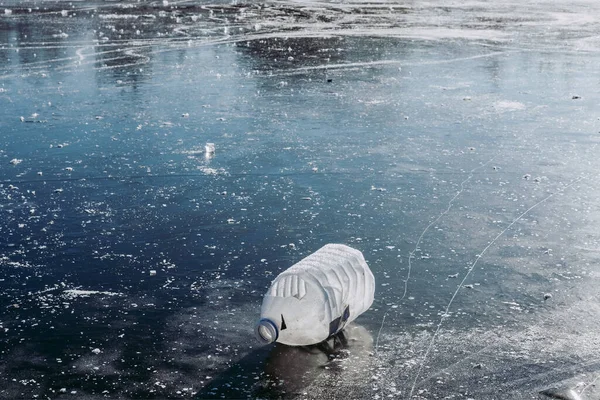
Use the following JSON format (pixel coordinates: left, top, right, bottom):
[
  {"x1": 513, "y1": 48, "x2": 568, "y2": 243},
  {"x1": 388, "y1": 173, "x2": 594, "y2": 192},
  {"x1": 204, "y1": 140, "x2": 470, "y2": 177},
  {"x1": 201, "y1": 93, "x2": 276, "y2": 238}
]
[
  {"x1": 149, "y1": 270, "x2": 157, "y2": 276},
  {"x1": 91, "y1": 348, "x2": 101, "y2": 354}
]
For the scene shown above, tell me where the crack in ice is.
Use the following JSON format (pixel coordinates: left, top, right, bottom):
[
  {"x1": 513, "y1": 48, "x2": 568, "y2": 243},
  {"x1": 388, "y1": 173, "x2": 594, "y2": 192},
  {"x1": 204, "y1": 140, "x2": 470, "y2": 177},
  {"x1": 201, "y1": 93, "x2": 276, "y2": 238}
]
[{"x1": 408, "y1": 176, "x2": 584, "y2": 398}]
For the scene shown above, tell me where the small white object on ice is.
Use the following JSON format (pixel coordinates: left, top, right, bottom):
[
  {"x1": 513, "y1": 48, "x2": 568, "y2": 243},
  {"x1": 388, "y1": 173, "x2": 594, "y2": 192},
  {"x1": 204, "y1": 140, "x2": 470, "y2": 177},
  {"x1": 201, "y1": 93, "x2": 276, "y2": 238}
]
[
  {"x1": 149, "y1": 270, "x2": 157, "y2": 276},
  {"x1": 9, "y1": 158, "x2": 22, "y2": 165},
  {"x1": 59, "y1": 388, "x2": 67, "y2": 393},
  {"x1": 463, "y1": 284, "x2": 474, "y2": 289},
  {"x1": 163, "y1": 0, "x2": 169, "y2": 5},
  {"x1": 182, "y1": 113, "x2": 189, "y2": 118},
  {"x1": 4, "y1": 9, "x2": 12, "y2": 15},
  {"x1": 205, "y1": 143, "x2": 215, "y2": 154},
  {"x1": 448, "y1": 273, "x2": 459, "y2": 278},
  {"x1": 65, "y1": 167, "x2": 73, "y2": 172},
  {"x1": 61, "y1": 10, "x2": 68, "y2": 17},
  {"x1": 54, "y1": 188, "x2": 64, "y2": 193},
  {"x1": 227, "y1": 218, "x2": 235, "y2": 224},
  {"x1": 91, "y1": 348, "x2": 101, "y2": 354},
  {"x1": 19, "y1": 116, "x2": 25, "y2": 122},
  {"x1": 544, "y1": 293, "x2": 552, "y2": 300}
]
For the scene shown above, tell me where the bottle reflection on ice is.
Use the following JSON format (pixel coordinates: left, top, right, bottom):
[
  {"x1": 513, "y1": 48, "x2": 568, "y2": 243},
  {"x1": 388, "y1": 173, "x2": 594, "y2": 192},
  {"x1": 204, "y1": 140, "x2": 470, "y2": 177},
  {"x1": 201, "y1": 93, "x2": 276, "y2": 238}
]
[{"x1": 255, "y1": 244, "x2": 375, "y2": 346}]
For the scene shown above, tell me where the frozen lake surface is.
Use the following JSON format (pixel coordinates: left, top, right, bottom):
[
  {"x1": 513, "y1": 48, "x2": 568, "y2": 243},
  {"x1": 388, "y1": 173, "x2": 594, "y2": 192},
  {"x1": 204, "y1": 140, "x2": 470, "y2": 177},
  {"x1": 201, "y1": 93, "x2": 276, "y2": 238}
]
[{"x1": 2, "y1": 0, "x2": 600, "y2": 398}]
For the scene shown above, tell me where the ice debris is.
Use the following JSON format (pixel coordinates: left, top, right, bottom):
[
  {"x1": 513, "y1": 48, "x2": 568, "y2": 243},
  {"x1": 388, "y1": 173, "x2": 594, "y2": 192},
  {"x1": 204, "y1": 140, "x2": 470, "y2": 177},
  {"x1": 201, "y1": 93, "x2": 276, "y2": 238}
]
[{"x1": 205, "y1": 143, "x2": 215, "y2": 155}]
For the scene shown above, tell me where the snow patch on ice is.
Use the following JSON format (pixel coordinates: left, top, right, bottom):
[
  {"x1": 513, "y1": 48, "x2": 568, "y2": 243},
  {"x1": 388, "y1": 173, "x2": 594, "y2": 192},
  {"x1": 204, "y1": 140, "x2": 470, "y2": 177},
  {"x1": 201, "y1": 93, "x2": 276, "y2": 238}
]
[{"x1": 494, "y1": 100, "x2": 526, "y2": 111}]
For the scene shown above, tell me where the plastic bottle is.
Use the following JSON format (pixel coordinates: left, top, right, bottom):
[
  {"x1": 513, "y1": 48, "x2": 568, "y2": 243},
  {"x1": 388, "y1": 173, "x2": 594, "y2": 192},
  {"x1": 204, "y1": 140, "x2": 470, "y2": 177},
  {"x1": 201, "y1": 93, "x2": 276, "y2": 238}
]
[{"x1": 255, "y1": 244, "x2": 375, "y2": 346}]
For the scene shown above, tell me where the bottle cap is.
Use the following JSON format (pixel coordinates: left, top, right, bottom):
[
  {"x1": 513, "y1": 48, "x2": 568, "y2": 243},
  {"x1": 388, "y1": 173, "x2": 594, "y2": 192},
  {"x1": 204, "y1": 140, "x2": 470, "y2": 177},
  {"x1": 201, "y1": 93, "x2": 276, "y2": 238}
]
[{"x1": 255, "y1": 318, "x2": 278, "y2": 344}]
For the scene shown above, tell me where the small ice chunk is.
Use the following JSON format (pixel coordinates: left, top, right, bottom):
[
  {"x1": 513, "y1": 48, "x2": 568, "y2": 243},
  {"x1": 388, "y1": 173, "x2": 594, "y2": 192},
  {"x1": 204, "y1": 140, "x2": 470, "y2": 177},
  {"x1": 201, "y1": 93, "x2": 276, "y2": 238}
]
[
  {"x1": 205, "y1": 143, "x2": 215, "y2": 155},
  {"x1": 91, "y1": 348, "x2": 101, "y2": 354},
  {"x1": 9, "y1": 158, "x2": 22, "y2": 165},
  {"x1": 448, "y1": 273, "x2": 459, "y2": 278},
  {"x1": 371, "y1": 186, "x2": 386, "y2": 192},
  {"x1": 61, "y1": 10, "x2": 68, "y2": 17},
  {"x1": 54, "y1": 188, "x2": 64, "y2": 193},
  {"x1": 149, "y1": 270, "x2": 157, "y2": 276},
  {"x1": 4, "y1": 9, "x2": 12, "y2": 15}
]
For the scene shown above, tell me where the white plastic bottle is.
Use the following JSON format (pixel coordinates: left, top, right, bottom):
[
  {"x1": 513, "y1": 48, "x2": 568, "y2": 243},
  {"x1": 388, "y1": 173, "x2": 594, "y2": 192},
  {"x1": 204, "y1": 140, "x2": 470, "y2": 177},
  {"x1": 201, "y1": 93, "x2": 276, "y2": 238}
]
[{"x1": 255, "y1": 244, "x2": 375, "y2": 346}]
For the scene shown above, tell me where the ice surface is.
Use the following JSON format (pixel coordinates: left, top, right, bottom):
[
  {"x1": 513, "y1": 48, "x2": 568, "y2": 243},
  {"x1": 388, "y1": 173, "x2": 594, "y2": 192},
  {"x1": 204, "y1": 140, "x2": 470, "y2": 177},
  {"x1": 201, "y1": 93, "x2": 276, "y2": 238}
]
[{"x1": 2, "y1": 0, "x2": 600, "y2": 399}]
